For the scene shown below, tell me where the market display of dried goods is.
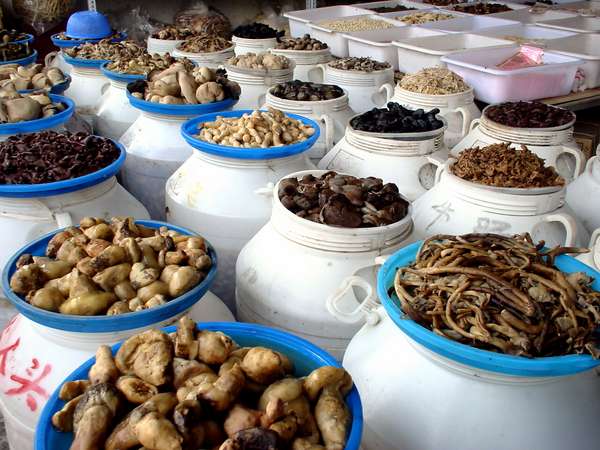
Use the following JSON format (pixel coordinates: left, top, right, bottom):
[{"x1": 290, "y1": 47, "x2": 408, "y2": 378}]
[
  {"x1": 452, "y1": 2, "x2": 513, "y2": 14},
  {"x1": 452, "y1": 143, "x2": 564, "y2": 188},
  {"x1": 226, "y1": 52, "x2": 290, "y2": 70},
  {"x1": 485, "y1": 101, "x2": 575, "y2": 128},
  {"x1": 351, "y1": 102, "x2": 444, "y2": 133},
  {"x1": 275, "y1": 34, "x2": 328, "y2": 50},
  {"x1": 271, "y1": 81, "x2": 344, "y2": 101},
  {"x1": 279, "y1": 171, "x2": 410, "y2": 227},
  {"x1": 328, "y1": 57, "x2": 390, "y2": 72},
  {"x1": 178, "y1": 35, "x2": 233, "y2": 53},
  {"x1": 393, "y1": 233, "x2": 600, "y2": 357},
  {"x1": 367, "y1": 4, "x2": 415, "y2": 12},
  {"x1": 10, "y1": 217, "x2": 212, "y2": 315},
  {"x1": 0, "y1": 131, "x2": 119, "y2": 184},
  {"x1": 423, "y1": 0, "x2": 462, "y2": 4},
  {"x1": 0, "y1": 29, "x2": 29, "y2": 43},
  {"x1": 0, "y1": 64, "x2": 66, "y2": 90},
  {"x1": 0, "y1": 89, "x2": 66, "y2": 123},
  {"x1": 399, "y1": 67, "x2": 470, "y2": 95},
  {"x1": 397, "y1": 12, "x2": 454, "y2": 25},
  {"x1": 175, "y1": 6, "x2": 232, "y2": 38},
  {"x1": 50, "y1": 316, "x2": 354, "y2": 450},
  {"x1": 128, "y1": 64, "x2": 240, "y2": 105},
  {"x1": 151, "y1": 25, "x2": 198, "y2": 40},
  {"x1": 0, "y1": 41, "x2": 32, "y2": 61},
  {"x1": 232, "y1": 22, "x2": 283, "y2": 39},
  {"x1": 105, "y1": 53, "x2": 189, "y2": 76},
  {"x1": 317, "y1": 17, "x2": 394, "y2": 32},
  {"x1": 64, "y1": 39, "x2": 145, "y2": 60},
  {"x1": 195, "y1": 107, "x2": 315, "y2": 148}
]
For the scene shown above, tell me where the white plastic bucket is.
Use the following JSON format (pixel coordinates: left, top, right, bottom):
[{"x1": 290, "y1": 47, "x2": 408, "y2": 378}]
[
  {"x1": 172, "y1": 45, "x2": 235, "y2": 69},
  {"x1": 263, "y1": 88, "x2": 355, "y2": 161},
  {"x1": 226, "y1": 64, "x2": 295, "y2": 110},
  {"x1": 566, "y1": 155, "x2": 600, "y2": 233},
  {"x1": 411, "y1": 161, "x2": 589, "y2": 247},
  {"x1": 232, "y1": 36, "x2": 277, "y2": 56},
  {"x1": 318, "y1": 122, "x2": 448, "y2": 201},
  {"x1": 236, "y1": 169, "x2": 414, "y2": 360},
  {"x1": 308, "y1": 63, "x2": 394, "y2": 113},
  {"x1": 147, "y1": 36, "x2": 185, "y2": 55},
  {"x1": 269, "y1": 47, "x2": 332, "y2": 82},
  {"x1": 388, "y1": 85, "x2": 480, "y2": 148},
  {"x1": 119, "y1": 92, "x2": 238, "y2": 221},
  {"x1": 576, "y1": 228, "x2": 600, "y2": 270}
]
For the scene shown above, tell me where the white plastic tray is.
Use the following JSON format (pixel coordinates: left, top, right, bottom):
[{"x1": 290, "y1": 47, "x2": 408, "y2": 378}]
[
  {"x1": 352, "y1": 1, "x2": 432, "y2": 12},
  {"x1": 393, "y1": 32, "x2": 515, "y2": 73},
  {"x1": 490, "y1": 7, "x2": 578, "y2": 23},
  {"x1": 537, "y1": 16, "x2": 600, "y2": 33},
  {"x1": 309, "y1": 14, "x2": 401, "y2": 57},
  {"x1": 417, "y1": 14, "x2": 520, "y2": 32},
  {"x1": 346, "y1": 26, "x2": 445, "y2": 69},
  {"x1": 479, "y1": 24, "x2": 577, "y2": 47},
  {"x1": 284, "y1": 5, "x2": 370, "y2": 37},
  {"x1": 441, "y1": 45, "x2": 582, "y2": 103},
  {"x1": 546, "y1": 33, "x2": 600, "y2": 89}
]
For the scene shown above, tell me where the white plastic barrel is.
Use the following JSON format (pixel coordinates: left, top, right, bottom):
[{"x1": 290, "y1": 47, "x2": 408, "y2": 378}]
[
  {"x1": 172, "y1": 45, "x2": 235, "y2": 69},
  {"x1": 119, "y1": 93, "x2": 238, "y2": 221},
  {"x1": 147, "y1": 36, "x2": 185, "y2": 55},
  {"x1": 318, "y1": 121, "x2": 448, "y2": 201},
  {"x1": 344, "y1": 243, "x2": 600, "y2": 450},
  {"x1": 270, "y1": 47, "x2": 333, "y2": 82},
  {"x1": 226, "y1": 63, "x2": 295, "y2": 110},
  {"x1": 566, "y1": 155, "x2": 600, "y2": 234},
  {"x1": 232, "y1": 36, "x2": 277, "y2": 56},
  {"x1": 166, "y1": 111, "x2": 319, "y2": 311},
  {"x1": 236, "y1": 169, "x2": 414, "y2": 360}
]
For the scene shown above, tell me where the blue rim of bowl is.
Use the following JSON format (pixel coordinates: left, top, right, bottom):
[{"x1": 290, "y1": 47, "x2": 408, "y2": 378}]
[
  {"x1": 0, "y1": 135, "x2": 123, "y2": 198},
  {"x1": 377, "y1": 240, "x2": 600, "y2": 377},
  {"x1": 100, "y1": 61, "x2": 146, "y2": 82},
  {"x1": 34, "y1": 321, "x2": 363, "y2": 450},
  {"x1": 125, "y1": 85, "x2": 238, "y2": 116},
  {"x1": 51, "y1": 31, "x2": 127, "y2": 48},
  {"x1": 62, "y1": 52, "x2": 109, "y2": 69},
  {"x1": 181, "y1": 110, "x2": 321, "y2": 160},
  {"x1": 0, "y1": 49, "x2": 37, "y2": 66},
  {"x1": 0, "y1": 94, "x2": 75, "y2": 137},
  {"x1": 9, "y1": 33, "x2": 34, "y2": 45},
  {"x1": 2, "y1": 220, "x2": 218, "y2": 333}
]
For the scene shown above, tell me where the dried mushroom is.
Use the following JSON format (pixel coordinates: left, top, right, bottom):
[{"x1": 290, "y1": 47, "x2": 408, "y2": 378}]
[
  {"x1": 178, "y1": 35, "x2": 233, "y2": 53},
  {"x1": 52, "y1": 317, "x2": 354, "y2": 450},
  {"x1": 65, "y1": 39, "x2": 145, "y2": 61},
  {"x1": 106, "y1": 53, "x2": 193, "y2": 76},
  {"x1": 152, "y1": 26, "x2": 199, "y2": 40},
  {"x1": 0, "y1": 89, "x2": 66, "y2": 123},
  {"x1": 227, "y1": 53, "x2": 290, "y2": 71},
  {"x1": 9, "y1": 217, "x2": 212, "y2": 316},
  {"x1": 0, "y1": 64, "x2": 66, "y2": 91}
]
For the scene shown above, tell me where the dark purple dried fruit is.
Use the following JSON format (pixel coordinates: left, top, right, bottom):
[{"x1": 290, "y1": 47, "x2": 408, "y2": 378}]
[
  {"x1": 351, "y1": 102, "x2": 443, "y2": 133},
  {"x1": 271, "y1": 80, "x2": 344, "y2": 102},
  {"x1": 233, "y1": 23, "x2": 283, "y2": 39},
  {"x1": 485, "y1": 101, "x2": 574, "y2": 129},
  {"x1": 452, "y1": 2, "x2": 512, "y2": 14},
  {"x1": 320, "y1": 194, "x2": 363, "y2": 228}
]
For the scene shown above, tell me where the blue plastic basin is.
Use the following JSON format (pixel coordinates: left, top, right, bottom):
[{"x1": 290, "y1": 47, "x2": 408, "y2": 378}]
[
  {"x1": 0, "y1": 49, "x2": 37, "y2": 66},
  {"x1": 65, "y1": 11, "x2": 112, "y2": 40}
]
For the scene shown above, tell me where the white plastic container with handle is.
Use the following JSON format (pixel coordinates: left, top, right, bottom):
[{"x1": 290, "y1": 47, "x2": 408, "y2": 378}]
[{"x1": 566, "y1": 155, "x2": 600, "y2": 234}]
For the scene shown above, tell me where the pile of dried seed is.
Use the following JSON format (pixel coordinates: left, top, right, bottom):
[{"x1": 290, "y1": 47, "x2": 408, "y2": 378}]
[
  {"x1": 279, "y1": 171, "x2": 410, "y2": 227},
  {"x1": 0, "y1": 41, "x2": 32, "y2": 61},
  {"x1": 271, "y1": 81, "x2": 344, "y2": 101},
  {"x1": 485, "y1": 101, "x2": 575, "y2": 128},
  {"x1": 0, "y1": 131, "x2": 120, "y2": 185},
  {"x1": 452, "y1": 2, "x2": 513, "y2": 14},
  {"x1": 275, "y1": 34, "x2": 328, "y2": 50},
  {"x1": 452, "y1": 143, "x2": 564, "y2": 188},
  {"x1": 394, "y1": 233, "x2": 600, "y2": 357},
  {"x1": 398, "y1": 12, "x2": 455, "y2": 24},
  {"x1": 399, "y1": 67, "x2": 470, "y2": 95},
  {"x1": 227, "y1": 52, "x2": 290, "y2": 70},
  {"x1": 65, "y1": 39, "x2": 145, "y2": 61},
  {"x1": 232, "y1": 22, "x2": 283, "y2": 39},
  {"x1": 151, "y1": 26, "x2": 198, "y2": 40},
  {"x1": 351, "y1": 102, "x2": 443, "y2": 133},
  {"x1": 178, "y1": 35, "x2": 233, "y2": 53},
  {"x1": 367, "y1": 4, "x2": 415, "y2": 12},
  {"x1": 106, "y1": 53, "x2": 189, "y2": 76},
  {"x1": 317, "y1": 17, "x2": 395, "y2": 32},
  {"x1": 328, "y1": 57, "x2": 390, "y2": 72}
]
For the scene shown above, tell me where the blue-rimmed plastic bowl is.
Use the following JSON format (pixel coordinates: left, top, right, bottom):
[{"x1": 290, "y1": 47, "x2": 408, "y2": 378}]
[
  {"x1": 62, "y1": 52, "x2": 109, "y2": 69},
  {"x1": 0, "y1": 49, "x2": 37, "y2": 66},
  {"x1": 66, "y1": 11, "x2": 112, "y2": 40},
  {"x1": 0, "y1": 94, "x2": 74, "y2": 139},
  {"x1": 2, "y1": 219, "x2": 217, "y2": 333},
  {"x1": 9, "y1": 33, "x2": 34, "y2": 45},
  {"x1": 181, "y1": 110, "x2": 321, "y2": 160},
  {"x1": 18, "y1": 76, "x2": 72, "y2": 96},
  {"x1": 51, "y1": 32, "x2": 126, "y2": 49},
  {"x1": 377, "y1": 240, "x2": 600, "y2": 377},
  {"x1": 100, "y1": 61, "x2": 145, "y2": 83},
  {"x1": 125, "y1": 85, "x2": 238, "y2": 116},
  {"x1": 35, "y1": 321, "x2": 363, "y2": 450}
]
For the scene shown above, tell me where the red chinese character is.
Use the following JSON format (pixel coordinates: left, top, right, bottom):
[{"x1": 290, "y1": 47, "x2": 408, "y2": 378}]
[
  {"x1": 0, "y1": 338, "x2": 20, "y2": 376},
  {"x1": 5, "y1": 363, "x2": 51, "y2": 411}
]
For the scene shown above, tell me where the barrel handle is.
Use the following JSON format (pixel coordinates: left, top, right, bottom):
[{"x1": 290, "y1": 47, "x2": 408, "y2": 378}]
[
  {"x1": 557, "y1": 145, "x2": 584, "y2": 179},
  {"x1": 307, "y1": 64, "x2": 326, "y2": 83},
  {"x1": 541, "y1": 213, "x2": 578, "y2": 247},
  {"x1": 54, "y1": 211, "x2": 73, "y2": 228},
  {"x1": 376, "y1": 83, "x2": 395, "y2": 106},
  {"x1": 254, "y1": 182, "x2": 275, "y2": 198},
  {"x1": 326, "y1": 275, "x2": 380, "y2": 325},
  {"x1": 257, "y1": 93, "x2": 267, "y2": 110},
  {"x1": 45, "y1": 51, "x2": 58, "y2": 67},
  {"x1": 589, "y1": 228, "x2": 600, "y2": 250},
  {"x1": 585, "y1": 155, "x2": 599, "y2": 176},
  {"x1": 454, "y1": 105, "x2": 475, "y2": 138},
  {"x1": 425, "y1": 154, "x2": 447, "y2": 186},
  {"x1": 469, "y1": 117, "x2": 481, "y2": 132},
  {"x1": 319, "y1": 113, "x2": 335, "y2": 150}
]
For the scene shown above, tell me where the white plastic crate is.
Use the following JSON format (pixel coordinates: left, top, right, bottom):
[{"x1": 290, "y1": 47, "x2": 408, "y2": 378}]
[
  {"x1": 491, "y1": 7, "x2": 578, "y2": 23},
  {"x1": 309, "y1": 14, "x2": 401, "y2": 57},
  {"x1": 393, "y1": 32, "x2": 514, "y2": 73},
  {"x1": 546, "y1": 33, "x2": 600, "y2": 89},
  {"x1": 479, "y1": 24, "x2": 576, "y2": 47},
  {"x1": 346, "y1": 26, "x2": 445, "y2": 69},
  {"x1": 537, "y1": 16, "x2": 600, "y2": 33},
  {"x1": 284, "y1": 5, "x2": 370, "y2": 37},
  {"x1": 417, "y1": 14, "x2": 520, "y2": 32},
  {"x1": 441, "y1": 45, "x2": 582, "y2": 103}
]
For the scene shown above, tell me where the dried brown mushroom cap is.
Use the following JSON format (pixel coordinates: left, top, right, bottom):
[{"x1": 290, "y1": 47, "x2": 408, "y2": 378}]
[
  {"x1": 115, "y1": 329, "x2": 173, "y2": 386},
  {"x1": 89, "y1": 345, "x2": 120, "y2": 385},
  {"x1": 219, "y1": 427, "x2": 279, "y2": 450},
  {"x1": 240, "y1": 347, "x2": 293, "y2": 385}
]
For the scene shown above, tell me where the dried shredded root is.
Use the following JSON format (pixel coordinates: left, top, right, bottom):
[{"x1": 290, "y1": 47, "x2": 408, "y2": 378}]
[
  {"x1": 394, "y1": 233, "x2": 600, "y2": 358},
  {"x1": 399, "y1": 68, "x2": 470, "y2": 95}
]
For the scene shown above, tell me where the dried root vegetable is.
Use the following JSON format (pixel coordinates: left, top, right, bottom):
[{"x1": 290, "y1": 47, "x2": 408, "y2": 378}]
[
  {"x1": 65, "y1": 39, "x2": 145, "y2": 61},
  {"x1": 51, "y1": 317, "x2": 354, "y2": 450},
  {"x1": 178, "y1": 35, "x2": 232, "y2": 53},
  {"x1": 106, "y1": 53, "x2": 190, "y2": 76},
  {"x1": 452, "y1": 143, "x2": 564, "y2": 188},
  {"x1": 399, "y1": 67, "x2": 470, "y2": 95},
  {"x1": 394, "y1": 233, "x2": 600, "y2": 357}
]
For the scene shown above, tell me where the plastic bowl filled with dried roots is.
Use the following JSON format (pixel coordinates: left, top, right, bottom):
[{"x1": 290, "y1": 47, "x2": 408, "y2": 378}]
[
  {"x1": 36, "y1": 319, "x2": 363, "y2": 450},
  {"x1": 377, "y1": 233, "x2": 600, "y2": 375}
]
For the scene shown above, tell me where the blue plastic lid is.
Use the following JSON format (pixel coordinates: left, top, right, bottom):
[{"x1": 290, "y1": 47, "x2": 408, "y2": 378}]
[
  {"x1": 181, "y1": 110, "x2": 321, "y2": 160},
  {"x1": 0, "y1": 49, "x2": 37, "y2": 66},
  {"x1": 2, "y1": 220, "x2": 218, "y2": 333},
  {"x1": 100, "y1": 61, "x2": 145, "y2": 83},
  {"x1": 377, "y1": 241, "x2": 600, "y2": 377},
  {"x1": 35, "y1": 321, "x2": 363, "y2": 450},
  {"x1": 66, "y1": 11, "x2": 112, "y2": 40},
  {"x1": 51, "y1": 32, "x2": 126, "y2": 48},
  {"x1": 0, "y1": 135, "x2": 123, "y2": 198},
  {"x1": 126, "y1": 86, "x2": 238, "y2": 117},
  {"x1": 62, "y1": 52, "x2": 109, "y2": 69},
  {"x1": 0, "y1": 94, "x2": 74, "y2": 137}
]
